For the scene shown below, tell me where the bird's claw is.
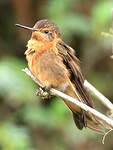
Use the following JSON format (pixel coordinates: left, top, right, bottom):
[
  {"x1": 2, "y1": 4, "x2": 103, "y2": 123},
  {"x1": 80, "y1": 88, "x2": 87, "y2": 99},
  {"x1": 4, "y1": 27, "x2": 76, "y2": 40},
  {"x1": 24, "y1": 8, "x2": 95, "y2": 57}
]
[
  {"x1": 41, "y1": 85, "x2": 53, "y2": 92},
  {"x1": 36, "y1": 87, "x2": 52, "y2": 99}
]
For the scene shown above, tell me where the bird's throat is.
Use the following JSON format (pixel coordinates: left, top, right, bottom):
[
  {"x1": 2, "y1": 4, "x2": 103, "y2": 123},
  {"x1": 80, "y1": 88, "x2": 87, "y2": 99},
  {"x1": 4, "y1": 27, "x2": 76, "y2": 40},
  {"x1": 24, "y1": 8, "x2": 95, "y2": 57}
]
[{"x1": 25, "y1": 38, "x2": 59, "y2": 57}]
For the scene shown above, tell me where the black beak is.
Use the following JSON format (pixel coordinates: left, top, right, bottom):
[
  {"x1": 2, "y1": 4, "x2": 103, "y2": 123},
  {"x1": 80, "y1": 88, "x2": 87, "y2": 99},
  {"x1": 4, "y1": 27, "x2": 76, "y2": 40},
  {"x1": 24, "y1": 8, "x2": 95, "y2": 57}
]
[{"x1": 15, "y1": 24, "x2": 37, "y2": 31}]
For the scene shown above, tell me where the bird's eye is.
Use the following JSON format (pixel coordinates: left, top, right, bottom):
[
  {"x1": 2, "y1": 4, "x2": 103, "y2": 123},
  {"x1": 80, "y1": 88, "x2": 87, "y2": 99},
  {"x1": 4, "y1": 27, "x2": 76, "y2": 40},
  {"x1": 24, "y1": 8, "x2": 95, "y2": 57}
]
[{"x1": 44, "y1": 30, "x2": 49, "y2": 34}]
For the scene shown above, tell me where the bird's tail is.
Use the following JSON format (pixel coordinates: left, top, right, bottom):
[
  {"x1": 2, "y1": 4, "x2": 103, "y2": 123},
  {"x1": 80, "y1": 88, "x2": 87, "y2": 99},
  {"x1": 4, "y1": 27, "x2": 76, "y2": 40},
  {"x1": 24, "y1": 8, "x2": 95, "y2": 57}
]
[
  {"x1": 62, "y1": 82, "x2": 112, "y2": 134},
  {"x1": 86, "y1": 111, "x2": 112, "y2": 134}
]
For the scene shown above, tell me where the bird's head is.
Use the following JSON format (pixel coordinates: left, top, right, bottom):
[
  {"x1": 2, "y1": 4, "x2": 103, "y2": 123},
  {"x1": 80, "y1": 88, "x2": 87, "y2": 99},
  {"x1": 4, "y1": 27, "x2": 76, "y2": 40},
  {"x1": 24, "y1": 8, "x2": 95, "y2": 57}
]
[{"x1": 16, "y1": 19, "x2": 61, "y2": 43}]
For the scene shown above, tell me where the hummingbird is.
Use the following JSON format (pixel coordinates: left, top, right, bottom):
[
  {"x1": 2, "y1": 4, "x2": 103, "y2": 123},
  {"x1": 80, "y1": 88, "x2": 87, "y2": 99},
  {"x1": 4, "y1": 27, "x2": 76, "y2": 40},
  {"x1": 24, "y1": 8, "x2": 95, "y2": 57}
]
[{"x1": 16, "y1": 19, "x2": 111, "y2": 134}]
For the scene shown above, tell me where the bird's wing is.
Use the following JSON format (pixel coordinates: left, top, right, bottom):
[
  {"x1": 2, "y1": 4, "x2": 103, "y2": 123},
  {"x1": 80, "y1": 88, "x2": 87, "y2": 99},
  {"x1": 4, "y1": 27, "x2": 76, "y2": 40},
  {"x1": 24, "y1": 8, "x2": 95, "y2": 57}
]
[
  {"x1": 56, "y1": 40, "x2": 94, "y2": 108},
  {"x1": 56, "y1": 41, "x2": 112, "y2": 133}
]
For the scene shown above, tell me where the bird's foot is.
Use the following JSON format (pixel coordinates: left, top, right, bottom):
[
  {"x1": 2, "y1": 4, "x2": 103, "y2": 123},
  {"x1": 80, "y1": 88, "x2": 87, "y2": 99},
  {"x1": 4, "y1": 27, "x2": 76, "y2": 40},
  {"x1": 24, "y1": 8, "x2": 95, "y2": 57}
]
[{"x1": 36, "y1": 86, "x2": 52, "y2": 100}]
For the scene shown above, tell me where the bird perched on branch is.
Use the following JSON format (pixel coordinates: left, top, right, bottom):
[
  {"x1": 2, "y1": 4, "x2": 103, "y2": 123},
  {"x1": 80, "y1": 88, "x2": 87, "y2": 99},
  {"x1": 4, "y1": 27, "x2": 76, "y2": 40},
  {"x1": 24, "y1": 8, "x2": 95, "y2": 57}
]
[{"x1": 16, "y1": 19, "x2": 111, "y2": 134}]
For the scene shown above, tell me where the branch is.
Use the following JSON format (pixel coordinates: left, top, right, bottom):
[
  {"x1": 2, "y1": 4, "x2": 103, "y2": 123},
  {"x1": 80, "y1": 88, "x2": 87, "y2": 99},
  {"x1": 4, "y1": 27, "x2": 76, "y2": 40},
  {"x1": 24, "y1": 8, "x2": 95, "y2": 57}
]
[
  {"x1": 22, "y1": 68, "x2": 113, "y2": 127},
  {"x1": 84, "y1": 80, "x2": 113, "y2": 110},
  {"x1": 23, "y1": 68, "x2": 44, "y2": 88}
]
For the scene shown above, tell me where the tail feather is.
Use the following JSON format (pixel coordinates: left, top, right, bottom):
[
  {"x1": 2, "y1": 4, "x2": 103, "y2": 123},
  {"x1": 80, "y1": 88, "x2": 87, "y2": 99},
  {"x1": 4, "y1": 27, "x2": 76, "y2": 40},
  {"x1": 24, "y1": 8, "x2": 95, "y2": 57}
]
[
  {"x1": 62, "y1": 83, "x2": 112, "y2": 134},
  {"x1": 73, "y1": 111, "x2": 86, "y2": 130},
  {"x1": 73, "y1": 111, "x2": 111, "y2": 134},
  {"x1": 87, "y1": 112, "x2": 112, "y2": 131},
  {"x1": 87, "y1": 120, "x2": 105, "y2": 134}
]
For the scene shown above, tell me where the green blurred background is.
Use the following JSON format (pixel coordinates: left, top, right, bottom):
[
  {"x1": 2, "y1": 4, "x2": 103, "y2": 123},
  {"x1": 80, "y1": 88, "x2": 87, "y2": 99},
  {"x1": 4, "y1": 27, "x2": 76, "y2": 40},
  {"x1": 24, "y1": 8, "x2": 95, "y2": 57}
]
[{"x1": 0, "y1": 0, "x2": 113, "y2": 150}]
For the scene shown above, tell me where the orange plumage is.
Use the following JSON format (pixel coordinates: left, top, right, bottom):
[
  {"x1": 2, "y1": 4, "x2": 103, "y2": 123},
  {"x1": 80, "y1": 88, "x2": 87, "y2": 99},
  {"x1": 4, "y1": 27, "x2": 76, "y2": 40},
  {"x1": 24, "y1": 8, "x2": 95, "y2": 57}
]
[{"x1": 16, "y1": 19, "x2": 112, "y2": 134}]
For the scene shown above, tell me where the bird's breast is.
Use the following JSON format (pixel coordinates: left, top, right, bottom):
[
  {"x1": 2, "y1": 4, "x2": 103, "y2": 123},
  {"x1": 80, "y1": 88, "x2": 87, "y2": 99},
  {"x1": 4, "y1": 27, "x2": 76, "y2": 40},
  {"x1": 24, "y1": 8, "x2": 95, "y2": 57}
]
[{"x1": 26, "y1": 47, "x2": 69, "y2": 88}]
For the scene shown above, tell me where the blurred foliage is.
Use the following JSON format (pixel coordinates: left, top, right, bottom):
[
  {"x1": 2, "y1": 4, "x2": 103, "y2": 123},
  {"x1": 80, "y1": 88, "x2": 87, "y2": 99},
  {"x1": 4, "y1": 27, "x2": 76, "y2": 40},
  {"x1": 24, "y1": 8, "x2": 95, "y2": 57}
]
[
  {"x1": 91, "y1": 1, "x2": 113, "y2": 36},
  {"x1": 0, "y1": 57, "x2": 37, "y2": 105},
  {"x1": 45, "y1": 0, "x2": 91, "y2": 40},
  {"x1": 0, "y1": 0, "x2": 113, "y2": 150},
  {"x1": 0, "y1": 122, "x2": 33, "y2": 150}
]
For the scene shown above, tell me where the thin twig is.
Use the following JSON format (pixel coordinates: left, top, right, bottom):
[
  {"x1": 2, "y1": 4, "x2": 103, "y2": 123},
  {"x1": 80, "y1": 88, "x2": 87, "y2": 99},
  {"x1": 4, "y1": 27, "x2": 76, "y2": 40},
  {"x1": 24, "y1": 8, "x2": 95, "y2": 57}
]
[
  {"x1": 102, "y1": 129, "x2": 113, "y2": 144},
  {"x1": 22, "y1": 68, "x2": 44, "y2": 87},
  {"x1": 50, "y1": 88, "x2": 113, "y2": 126},
  {"x1": 84, "y1": 80, "x2": 113, "y2": 110},
  {"x1": 22, "y1": 68, "x2": 113, "y2": 127}
]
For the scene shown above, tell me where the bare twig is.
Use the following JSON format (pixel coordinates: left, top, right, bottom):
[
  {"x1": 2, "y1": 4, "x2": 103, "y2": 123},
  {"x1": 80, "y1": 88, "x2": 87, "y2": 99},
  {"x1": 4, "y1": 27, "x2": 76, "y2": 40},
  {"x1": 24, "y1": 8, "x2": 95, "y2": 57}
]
[
  {"x1": 102, "y1": 129, "x2": 113, "y2": 144},
  {"x1": 22, "y1": 68, "x2": 44, "y2": 87},
  {"x1": 22, "y1": 68, "x2": 113, "y2": 127},
  {"x1": 84, "y1": 80, "x2": 113, "y2": 110}
]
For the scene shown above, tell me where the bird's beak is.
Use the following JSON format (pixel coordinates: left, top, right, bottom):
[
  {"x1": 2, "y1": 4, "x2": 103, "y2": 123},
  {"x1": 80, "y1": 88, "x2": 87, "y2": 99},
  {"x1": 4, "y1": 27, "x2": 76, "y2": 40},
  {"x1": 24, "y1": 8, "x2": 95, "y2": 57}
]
[{"x1": 15, "y1": 24, "x2": 37, "y2": 31}]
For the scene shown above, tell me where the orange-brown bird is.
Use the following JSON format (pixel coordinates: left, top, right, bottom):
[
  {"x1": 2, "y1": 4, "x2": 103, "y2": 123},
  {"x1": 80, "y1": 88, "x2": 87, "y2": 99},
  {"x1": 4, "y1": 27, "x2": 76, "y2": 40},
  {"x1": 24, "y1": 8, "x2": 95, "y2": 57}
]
[{"x1": 16, "y1": 19, "x2": 111, "y2": 134}]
